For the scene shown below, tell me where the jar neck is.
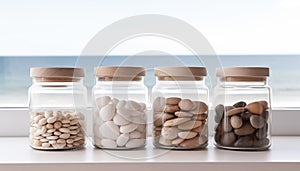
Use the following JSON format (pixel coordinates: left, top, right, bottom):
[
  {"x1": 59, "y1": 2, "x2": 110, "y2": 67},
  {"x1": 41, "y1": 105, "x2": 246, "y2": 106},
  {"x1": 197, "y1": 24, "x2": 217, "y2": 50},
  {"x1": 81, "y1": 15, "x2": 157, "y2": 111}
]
[
  {"x1": 96, "y1": 78, "x2": 145, "y2": 87},
  {"x1": 32, "y1": 77, "x2": 84, "y2": 86},
  {"x1": 156, "y1": 78, "x2": 206, "y2": 86},
  {"x1": 219, "y1": 79, "x2": 268, "y2": 87}
]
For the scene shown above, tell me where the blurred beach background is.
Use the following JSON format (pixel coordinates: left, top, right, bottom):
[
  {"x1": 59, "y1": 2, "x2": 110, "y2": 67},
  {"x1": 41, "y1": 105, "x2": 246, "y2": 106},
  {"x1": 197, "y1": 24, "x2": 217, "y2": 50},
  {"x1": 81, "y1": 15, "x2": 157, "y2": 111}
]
[{"x1": 1, "y1": 55, "x2": 299, "y2": 107}]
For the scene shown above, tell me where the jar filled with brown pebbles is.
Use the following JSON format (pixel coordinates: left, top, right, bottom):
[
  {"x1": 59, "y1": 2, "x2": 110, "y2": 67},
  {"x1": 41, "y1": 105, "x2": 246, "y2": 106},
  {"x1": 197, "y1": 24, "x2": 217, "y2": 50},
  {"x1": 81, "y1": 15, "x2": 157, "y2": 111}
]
[
  {"x1": 152, "y1": 67, "x2": 209, "y2": 150},
  {"x1": 214, "y1": 67, "x2": 271, "y2": 150},
  {"x1": 29, "y1": 68, "x2": 87, "y2": 150}
]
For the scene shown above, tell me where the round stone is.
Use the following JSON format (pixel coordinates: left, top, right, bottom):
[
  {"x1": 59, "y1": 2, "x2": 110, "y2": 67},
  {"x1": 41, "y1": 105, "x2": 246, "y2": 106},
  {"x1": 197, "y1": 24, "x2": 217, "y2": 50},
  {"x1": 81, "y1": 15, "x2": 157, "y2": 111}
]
[
  {"x1": 47, "y1": 117, "x2": 57, "y2": 124},
  {"x1": 256, "y1": 124, "x2": 268, "y2": 139},
  {"x1": 161, "y1": 113, "x2": 175, "y2": 120},
  {"x1": 136, "y1": 124, "x2": 146, "y2": 132},
  {"x1": 113, "y1": 114, "x2": 130, "y2": 126},
  {"x1": 226, "y1": 107, "x2": 244, "y2": 116},
  {"x1": 153, "y1": 114, "x2": 163, "y2": 127},
  {"x1": 96, "y1": 96, "x2": 111, "y2": 109},
  {"x1": 253, "y1": 138, "x2": 270, "y2": 147},
  {"x1": 99, "y1": 121, "x2": 120, "y2": 140},
  {"x1": 163, "y1": 118, "x2": 190, "y2": 127},
  {"x1": 246, "y1": 102, "x2": 263, "y2": 115},
  {"x1": 179, "y1": 136, "x2": 207, "y2": 148},
  {"x1": 175, "y1": 111, "x2": 193, "y2": 118},
  {"x1": 234, "y1": 136, "x2": 253, "y2": 147},
  {"x1": 171, "y1": 138, "x2": 184, "y2": 145},
  {"x1": 215, "y1": 104, "x2": 224, "y2": 123},
  {"x1": 161, "y1": 127, "x2": 179, "y2": 140},
  {"x1": 164, "y1": 105, "x2": 180, "y2": 113},
  {"x1": 220, "y1": 132, "x2": 236, "y2": 146},
  {"x1": 100, "y1": 103, "x2": 116, "y2": 121},
  {"x1": 178, "y1": 99, "x2": 194, "y2": 111},
  {"x1": 190, "y1": 101, "x2": 208, "y2": 114},
  {"x1": 193, "y1": 114, "x2": 207, "y2": 121},
  {"x1": 59, "y1": 133, "x2": 70, "y2": 139},
  {"x1": 192, "y1": 125, "x2": 207, "y2": 134},
  {"x1": 233, "y1": 101, "x2": 247, "y2": 108},
  {"x1": 230, "y1": 115, "x2": 243, "y2": 129},
  {"x1": 129, "y1": 131, "x2": 143, "y2": 139},
  {"x1": 116, "y1": 133, "x2": 129, "y2": 147},
  {"x1": 126, "y1": 100, "x2": 143, "y2": 111},
  {"x1": 125, "y1": 139, "x2": 145, "y2": 148},
  {"x1": 255, "y1": 124, "x2": 269, "y2": 139},
  {"x1": 166, "y1": 97, "x2": 181, "y2": 105},
  {"x1": 234, "y1": 122, "x2": 255, "y2": 136},
  {"x1": 159, "y1": 136, "x2": 172, "y2": 146},
  {"x1": 120, "y1": 123, "x2": 138, "y2": 133},
  {"x1": 259, "y1": 100, "x2": 268, "y2": 110},
  {"x1": 101, "y1": 139, "x2": 117, "y2": 148},
  {"x1": 250, "y1": 115, "x2": 265, "y2": 129},
  {"x1": 178, "y1": 120, "x2": 202, "y2": 130},
  {"x1": 178, "y1": 131, "x2": 197, "y2": 139}
]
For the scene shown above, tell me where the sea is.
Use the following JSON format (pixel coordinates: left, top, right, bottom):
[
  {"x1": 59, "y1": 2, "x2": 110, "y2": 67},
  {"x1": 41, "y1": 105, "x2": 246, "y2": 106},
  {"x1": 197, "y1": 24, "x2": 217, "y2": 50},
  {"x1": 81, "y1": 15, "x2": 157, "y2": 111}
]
[{"x1": 0, "y1": 55, "x2": 299, "y2": 107}]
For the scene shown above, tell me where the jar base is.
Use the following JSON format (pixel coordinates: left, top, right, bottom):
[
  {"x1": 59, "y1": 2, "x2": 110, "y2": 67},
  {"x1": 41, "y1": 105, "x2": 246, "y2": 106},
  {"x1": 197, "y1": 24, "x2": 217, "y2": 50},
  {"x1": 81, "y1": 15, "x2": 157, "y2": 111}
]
[
  {"x1": 215, "y1": 143, "x2": 271, "y2": 151},
  {"x1": 153, "y1": 142, "x2": 208, "y2": 150},
  {"x1": 30, "y1": 144, "x2": 85, "y2": 151},
  {"x1": 93, "y1": 144, "x2": 146, "y2": 150}
]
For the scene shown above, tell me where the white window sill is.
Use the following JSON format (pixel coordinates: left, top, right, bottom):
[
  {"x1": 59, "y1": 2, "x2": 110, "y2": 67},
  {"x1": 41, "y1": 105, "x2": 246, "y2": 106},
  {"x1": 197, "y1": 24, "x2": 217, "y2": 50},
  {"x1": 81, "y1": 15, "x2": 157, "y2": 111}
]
[{"x1": 0, "y1": 136, "x2": 299, "y2": 171}]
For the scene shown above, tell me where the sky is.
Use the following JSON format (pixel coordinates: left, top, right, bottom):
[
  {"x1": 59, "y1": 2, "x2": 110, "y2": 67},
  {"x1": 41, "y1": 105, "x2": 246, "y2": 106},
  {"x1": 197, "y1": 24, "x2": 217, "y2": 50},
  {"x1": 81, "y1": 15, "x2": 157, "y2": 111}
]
[{"x1": 0, "y1": 0, "x2": 300, "y2": 55}]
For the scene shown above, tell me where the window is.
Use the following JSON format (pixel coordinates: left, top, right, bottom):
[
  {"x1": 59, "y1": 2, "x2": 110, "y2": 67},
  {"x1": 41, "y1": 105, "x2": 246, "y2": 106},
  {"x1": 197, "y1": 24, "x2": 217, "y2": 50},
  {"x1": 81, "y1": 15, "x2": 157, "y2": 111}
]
[
  {"x1": 1, "y1": 0, "x2": 300, "y2": 137},
  {"x1": 1, "y1": 55, "x2": 299, "y2": 108}
]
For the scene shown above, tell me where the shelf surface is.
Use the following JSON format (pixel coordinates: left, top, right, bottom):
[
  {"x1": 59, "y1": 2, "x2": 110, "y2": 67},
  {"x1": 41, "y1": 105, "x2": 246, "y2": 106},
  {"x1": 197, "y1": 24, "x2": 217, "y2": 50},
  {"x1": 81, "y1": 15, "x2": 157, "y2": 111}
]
[{"x1": 0, "y1": 136, "x2": 299, "y2": 171}]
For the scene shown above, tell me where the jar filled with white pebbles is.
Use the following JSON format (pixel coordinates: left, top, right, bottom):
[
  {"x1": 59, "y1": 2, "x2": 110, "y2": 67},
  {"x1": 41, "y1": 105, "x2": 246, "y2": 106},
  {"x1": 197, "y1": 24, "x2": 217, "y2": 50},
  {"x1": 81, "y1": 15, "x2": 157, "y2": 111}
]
[
  {"x1": 29, "y1": 68, "x2": 87, "y2": 150},
  {"x1": 152, "y1": 67, "x2": 209, "y2": 150},
  {"x1": 93, "y1": 66, "x2": 148, "y2": 149}
]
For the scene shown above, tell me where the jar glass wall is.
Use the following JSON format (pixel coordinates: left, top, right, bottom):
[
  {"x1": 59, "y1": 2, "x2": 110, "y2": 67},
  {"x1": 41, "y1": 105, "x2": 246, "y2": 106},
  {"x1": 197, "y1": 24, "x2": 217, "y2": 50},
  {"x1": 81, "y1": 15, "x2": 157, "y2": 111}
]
[
  {"x1": 213, "y1": 67, "x2": 271, "y2": 151},
  {"x1": 29, "y1": 68, "x2": 87, "y2": 150},
  {"x1": 152, "y1": 67, "x2": 209, "y2": 150},
  {"x1": 92, "y1": 66, "x2": 148, "y2": 149}
]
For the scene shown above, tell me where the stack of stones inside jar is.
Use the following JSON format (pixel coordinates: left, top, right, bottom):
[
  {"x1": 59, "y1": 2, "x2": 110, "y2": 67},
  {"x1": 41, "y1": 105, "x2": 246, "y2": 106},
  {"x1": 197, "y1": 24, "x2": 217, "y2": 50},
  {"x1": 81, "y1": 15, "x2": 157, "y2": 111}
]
[
  {"x1": 153, "y1": 97, "x2": 208, "y2": 149},
  {"x1": 93, "y1": 96, "x2": 147, "y2": 149},
  {"x1": 29, "y1": 110, "x2": 85, "y2": 150},
  {"x1": 214, "y1": 100, "x2": 270, "y2": 149}
]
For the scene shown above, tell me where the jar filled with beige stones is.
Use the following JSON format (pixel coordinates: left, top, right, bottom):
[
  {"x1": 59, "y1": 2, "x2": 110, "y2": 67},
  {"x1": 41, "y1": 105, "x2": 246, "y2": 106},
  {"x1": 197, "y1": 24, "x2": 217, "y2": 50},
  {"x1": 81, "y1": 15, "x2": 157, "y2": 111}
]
[
  {"x1": 93, "y1": 66, "x2": 148, "y2": 149},
  {"x1": 152, "y1": 67, "x2": 209, "y2": 150},
  {"x1": 29, "y1": 68, "x2": 87, "y2": 150},
  {"x1": 214, "y1": 67, "x2": 271, "y2": 150}
]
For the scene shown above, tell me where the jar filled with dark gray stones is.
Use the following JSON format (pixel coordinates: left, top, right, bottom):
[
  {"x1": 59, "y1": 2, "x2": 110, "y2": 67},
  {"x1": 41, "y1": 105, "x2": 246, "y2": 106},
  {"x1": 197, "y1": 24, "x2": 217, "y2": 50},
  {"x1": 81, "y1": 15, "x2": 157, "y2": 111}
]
[{"x1": 214, "y1": 67, "x2": 271, "y2": 151}]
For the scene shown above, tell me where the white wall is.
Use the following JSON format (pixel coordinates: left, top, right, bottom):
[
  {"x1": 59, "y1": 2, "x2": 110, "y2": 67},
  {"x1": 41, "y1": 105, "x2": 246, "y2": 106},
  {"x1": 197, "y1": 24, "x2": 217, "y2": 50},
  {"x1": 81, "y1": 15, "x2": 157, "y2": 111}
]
[{"x1": 0, "y1": 0, "x2": 300, "y2": 55}]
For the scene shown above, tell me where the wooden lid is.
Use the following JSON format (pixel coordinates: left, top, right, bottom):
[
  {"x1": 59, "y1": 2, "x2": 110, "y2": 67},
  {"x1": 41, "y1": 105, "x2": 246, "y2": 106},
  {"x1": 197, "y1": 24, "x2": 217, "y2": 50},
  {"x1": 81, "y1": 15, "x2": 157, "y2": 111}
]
[
  {"x1": 30, "y1": 67, "x2": 85, "y2": 82},
  {"x1": 154, "y1": 67, "x2": 207, "y2": 81},
  {"x1": 216, "y1": 67, "x2": 269, "y2": 82},
  {"x1": 94, "y1": 66, "x2": 146, "y2": 81}
]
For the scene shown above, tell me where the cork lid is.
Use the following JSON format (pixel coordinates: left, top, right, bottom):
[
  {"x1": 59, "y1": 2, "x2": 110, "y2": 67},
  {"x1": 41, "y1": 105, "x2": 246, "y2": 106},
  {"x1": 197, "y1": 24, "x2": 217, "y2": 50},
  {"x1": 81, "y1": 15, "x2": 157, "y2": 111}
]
[
  {"x1": 216, "y1": 67, "x2": 270, "y2": 82},
  {"x1": 94, "y1": 66, "x2": 146, "y2": 81},
  {"x1": 154, "y1": 67, "x2": 207, "y2": 81},
  {"x1": 30, "y1": 67, "x2": 85, "y2": 82}
]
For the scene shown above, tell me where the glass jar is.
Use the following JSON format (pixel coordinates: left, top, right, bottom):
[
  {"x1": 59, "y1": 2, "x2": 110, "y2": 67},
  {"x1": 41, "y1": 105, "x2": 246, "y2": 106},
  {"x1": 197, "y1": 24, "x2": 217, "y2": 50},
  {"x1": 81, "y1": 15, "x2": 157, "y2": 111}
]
[
  {"x1": 152, "y1": 67, "x2": 209, "y2": 150},
  {"x1": 214, "y1": 67, "x2": 271, "y2": 150},
  {"x1": 93, "y1": 66, "x2": 148, "y2": 149},
  {"x1": 29, "y1": 68, "x2": 87, "y2": 150}
]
